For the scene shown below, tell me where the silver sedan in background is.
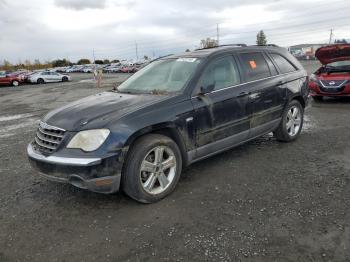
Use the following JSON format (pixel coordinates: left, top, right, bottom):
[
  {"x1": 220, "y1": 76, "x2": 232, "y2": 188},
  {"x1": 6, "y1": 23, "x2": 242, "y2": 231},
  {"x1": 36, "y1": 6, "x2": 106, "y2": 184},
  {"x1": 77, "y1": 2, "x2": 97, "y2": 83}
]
[{"x1": 28, "y1": 71, "x2": 71, "y2": 84}]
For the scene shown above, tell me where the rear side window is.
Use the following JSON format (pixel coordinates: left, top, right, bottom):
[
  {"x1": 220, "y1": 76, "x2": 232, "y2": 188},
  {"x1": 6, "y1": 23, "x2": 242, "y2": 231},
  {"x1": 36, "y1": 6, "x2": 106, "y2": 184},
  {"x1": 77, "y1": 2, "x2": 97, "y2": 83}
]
[
  {"x1": 239, "y1": 52, "x2": 271, "y2": 81},
  {"x1": 198, "y1": 56, "x2": 241, "y2": 91},
  {"x1": 270, "y1": 53, "x2": 297, "y2": 74}
]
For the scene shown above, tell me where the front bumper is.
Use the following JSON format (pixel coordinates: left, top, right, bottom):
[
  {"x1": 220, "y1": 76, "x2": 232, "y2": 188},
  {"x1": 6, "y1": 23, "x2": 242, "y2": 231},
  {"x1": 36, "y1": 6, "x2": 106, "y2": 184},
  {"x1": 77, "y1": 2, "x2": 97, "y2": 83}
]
[{"x1": 27, "y1": 143, "x2": 123, "y2": 194}]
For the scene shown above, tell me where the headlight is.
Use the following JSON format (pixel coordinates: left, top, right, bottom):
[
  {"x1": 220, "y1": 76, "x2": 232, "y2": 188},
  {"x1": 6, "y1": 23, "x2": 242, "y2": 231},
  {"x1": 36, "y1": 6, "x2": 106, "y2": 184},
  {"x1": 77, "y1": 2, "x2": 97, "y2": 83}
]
[{"x1": 67, "y1": 129, "x2": 110, "y2": 152}]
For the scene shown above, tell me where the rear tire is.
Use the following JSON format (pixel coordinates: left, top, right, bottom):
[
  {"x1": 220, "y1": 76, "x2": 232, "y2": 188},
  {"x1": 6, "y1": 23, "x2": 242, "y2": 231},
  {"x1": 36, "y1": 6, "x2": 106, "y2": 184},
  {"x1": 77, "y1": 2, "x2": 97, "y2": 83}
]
[
  {"x1": 274, "y1": 100, "x2": 304, "y2": 142},
  {"x1": 37, "y1": 78, "x2": 44, "y2": 84},
  {"x1": 122, "y1": 134, "x2": 182, "y2": 203},
  {"x1": 11, "y1": 80, "x2": 19, "y2": 87}
]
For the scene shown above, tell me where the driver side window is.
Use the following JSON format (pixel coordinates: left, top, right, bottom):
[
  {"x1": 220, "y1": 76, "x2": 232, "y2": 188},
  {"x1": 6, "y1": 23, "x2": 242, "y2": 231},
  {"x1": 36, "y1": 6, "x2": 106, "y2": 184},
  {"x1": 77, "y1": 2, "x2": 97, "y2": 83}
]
[{"x1": 198, "y1": 56, "x2": 241, "y2": 91}]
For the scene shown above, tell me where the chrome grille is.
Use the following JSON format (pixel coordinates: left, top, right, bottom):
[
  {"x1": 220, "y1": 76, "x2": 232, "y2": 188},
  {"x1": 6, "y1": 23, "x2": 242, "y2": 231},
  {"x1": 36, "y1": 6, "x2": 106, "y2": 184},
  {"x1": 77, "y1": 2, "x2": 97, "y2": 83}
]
[
  {"x1": 320, "y1": 80, "x2": 347, "y2": 87},
  {"x1": 34, "y1": 121, "x2": 66, "y2": 154}
]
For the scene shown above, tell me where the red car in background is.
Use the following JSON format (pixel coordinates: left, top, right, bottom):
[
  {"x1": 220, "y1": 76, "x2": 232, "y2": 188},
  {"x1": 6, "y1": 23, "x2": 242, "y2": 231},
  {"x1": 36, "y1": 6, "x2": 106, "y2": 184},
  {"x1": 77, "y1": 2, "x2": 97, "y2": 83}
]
[
  {"x1": 0, "y1": 71, "x2": 24, "y2": 87},
  {"x1": 309, "y1": 44, "x2": 350, "y2": 101}
]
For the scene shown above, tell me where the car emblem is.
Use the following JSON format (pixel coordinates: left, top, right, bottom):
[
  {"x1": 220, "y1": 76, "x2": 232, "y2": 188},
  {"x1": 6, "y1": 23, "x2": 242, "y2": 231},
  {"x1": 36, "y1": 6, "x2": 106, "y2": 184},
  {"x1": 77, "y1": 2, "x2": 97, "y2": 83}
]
[{"x1": 329, "y1": 81, "x2": 336, "y2": 86}]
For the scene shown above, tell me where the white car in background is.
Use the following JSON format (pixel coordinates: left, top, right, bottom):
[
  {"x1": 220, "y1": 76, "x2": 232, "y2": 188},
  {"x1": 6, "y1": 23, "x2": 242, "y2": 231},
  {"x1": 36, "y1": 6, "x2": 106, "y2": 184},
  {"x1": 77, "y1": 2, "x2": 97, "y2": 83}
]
[{"x1": 28, "y1": 71, "x2": 71, "y2": 84}]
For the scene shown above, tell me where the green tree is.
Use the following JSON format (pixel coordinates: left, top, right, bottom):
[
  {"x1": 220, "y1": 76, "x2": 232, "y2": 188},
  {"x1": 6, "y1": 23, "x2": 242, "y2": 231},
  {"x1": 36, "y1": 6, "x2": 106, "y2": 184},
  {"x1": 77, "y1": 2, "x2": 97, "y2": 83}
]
[
  {"x1": 334, "y1": 39, "x2": 347, "y2": 44},
  {"x1": 111, "y1": 59, "x2": 120, "y2": 63},
  {"x1": 52, "y1": 59, "x2": 71, "y2": 67},
  {"x1": 95, "y1": 60, "x2": 104, "y2": 64},
  {"x1": 256, "y1": 30, "x2": 267, "y2": 46},
  {"x1": 185, "y1": 49, "x2": 191, "y2": 52},
  {"x1": 77, "y1": 58, "x2": 91, "y2": 65},
  {"x1": 200, "y1": 38, "x2": 218, "y2": 49},
  {"x1": 103, "y1": 59, "x2": 110, "y2": 64}
]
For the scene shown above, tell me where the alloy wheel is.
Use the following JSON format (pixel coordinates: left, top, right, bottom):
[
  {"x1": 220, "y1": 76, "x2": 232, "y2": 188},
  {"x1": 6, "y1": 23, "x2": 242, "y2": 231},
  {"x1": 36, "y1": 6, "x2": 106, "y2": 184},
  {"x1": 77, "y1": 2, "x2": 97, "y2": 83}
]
[
  {"x1": 286, "y1": 106, "x2": 302, "y2": 136},
  {"x1": 140, "y1": 146, "x2": 177, "y2": 195}
]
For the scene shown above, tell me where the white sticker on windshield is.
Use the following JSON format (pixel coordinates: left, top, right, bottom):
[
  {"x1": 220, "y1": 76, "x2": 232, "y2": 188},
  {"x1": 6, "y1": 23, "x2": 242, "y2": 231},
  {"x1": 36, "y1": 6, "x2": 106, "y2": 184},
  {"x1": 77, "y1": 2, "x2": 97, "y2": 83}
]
[{"x1": 177, "y1": 58, "x2": 197, "y2": 62}]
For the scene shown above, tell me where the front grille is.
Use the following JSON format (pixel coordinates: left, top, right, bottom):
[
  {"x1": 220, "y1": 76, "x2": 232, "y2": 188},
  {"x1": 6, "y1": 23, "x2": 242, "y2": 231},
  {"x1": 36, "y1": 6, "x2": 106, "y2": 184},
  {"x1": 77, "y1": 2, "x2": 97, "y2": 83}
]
[
  {"x1": 319, "y1": 80, "x2": 347, "y2": 94},
  {"x1": 33, "y1": 121, "x2": 66, "y2": 154},
  {"x1": 320, "y1": 80, "x2": 347, "y2": 87},
  {"x1": 319, "y1": 85, "x2": 345, "y2": 93}
]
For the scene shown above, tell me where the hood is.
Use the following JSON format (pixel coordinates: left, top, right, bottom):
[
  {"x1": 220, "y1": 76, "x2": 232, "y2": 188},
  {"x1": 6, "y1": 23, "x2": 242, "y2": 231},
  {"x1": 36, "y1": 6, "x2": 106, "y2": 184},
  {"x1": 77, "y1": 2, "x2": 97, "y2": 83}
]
[
  {"x1": 315, "y1": 44, "x2": 350, "y2": 64},
  {"x1": 43, "y1": 91, "x2": 169, "y2": 131}
]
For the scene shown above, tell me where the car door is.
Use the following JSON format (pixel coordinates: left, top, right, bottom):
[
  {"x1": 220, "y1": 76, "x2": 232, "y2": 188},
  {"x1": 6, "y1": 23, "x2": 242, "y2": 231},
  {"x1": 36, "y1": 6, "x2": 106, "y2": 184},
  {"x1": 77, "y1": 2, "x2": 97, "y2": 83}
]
[
  {"x1": 190, "y1": 55, "x2": 250, "y2": 160},
  {"x1": 41, "y1": 72, "x2": 50, "y2": 82},
  {"x1": 237, "y1": 51, "x2": 286, "y2": 137},
  {"x1": 51, "y1": 72, "x2": 61, "y2": 82}
]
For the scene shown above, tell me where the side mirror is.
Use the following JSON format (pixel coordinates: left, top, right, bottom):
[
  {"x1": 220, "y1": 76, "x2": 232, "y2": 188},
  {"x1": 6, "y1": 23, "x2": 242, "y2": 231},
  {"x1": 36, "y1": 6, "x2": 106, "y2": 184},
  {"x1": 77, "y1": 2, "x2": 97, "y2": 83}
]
[{"x1": 199, "y1": 83, "x2": 215, "y2": 95}]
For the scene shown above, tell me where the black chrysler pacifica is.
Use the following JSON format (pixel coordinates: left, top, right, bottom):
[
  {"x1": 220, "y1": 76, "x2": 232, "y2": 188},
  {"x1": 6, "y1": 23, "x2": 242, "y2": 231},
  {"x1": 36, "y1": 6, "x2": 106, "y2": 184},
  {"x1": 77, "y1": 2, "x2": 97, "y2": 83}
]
[{"x1": 27, "y1": 45, "x2": 309, "y2": 203}]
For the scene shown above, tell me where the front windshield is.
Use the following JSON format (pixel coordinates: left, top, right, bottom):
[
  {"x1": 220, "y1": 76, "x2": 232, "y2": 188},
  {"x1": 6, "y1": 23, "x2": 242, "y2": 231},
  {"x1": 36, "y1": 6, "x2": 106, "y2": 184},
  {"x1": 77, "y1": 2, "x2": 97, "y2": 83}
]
[
  {"x1": 327, "y1": 60, "x2": 350, "y2": 67},
  {"x1": 117, "y1": 58, "x2": 201, "y2": 94}
]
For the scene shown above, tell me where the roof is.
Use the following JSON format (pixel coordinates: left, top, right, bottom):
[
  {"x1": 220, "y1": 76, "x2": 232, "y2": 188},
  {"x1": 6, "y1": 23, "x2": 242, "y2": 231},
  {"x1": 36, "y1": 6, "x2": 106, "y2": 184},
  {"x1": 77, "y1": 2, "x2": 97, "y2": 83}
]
[{"x1": 164, "y1": 45, "x2": 286, "y2": 59}]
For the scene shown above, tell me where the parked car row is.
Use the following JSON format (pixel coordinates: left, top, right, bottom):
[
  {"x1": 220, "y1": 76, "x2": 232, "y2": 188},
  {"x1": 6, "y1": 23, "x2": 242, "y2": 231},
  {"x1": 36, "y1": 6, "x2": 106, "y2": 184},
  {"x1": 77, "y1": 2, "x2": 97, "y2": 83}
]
[
  {"x1": 0, "y1": 70, "x2": 71, "y2": 87},
  {"x1": 54, "y1": 62, "x2": 147, "y2": 74}
]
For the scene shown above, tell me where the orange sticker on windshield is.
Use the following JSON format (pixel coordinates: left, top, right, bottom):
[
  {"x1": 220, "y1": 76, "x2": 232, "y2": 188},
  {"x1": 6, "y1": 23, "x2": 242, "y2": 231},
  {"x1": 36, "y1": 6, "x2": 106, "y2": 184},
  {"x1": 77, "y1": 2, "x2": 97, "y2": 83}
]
[{"x1": 249, "y1": 60, "x2": 257, "y2": 69}]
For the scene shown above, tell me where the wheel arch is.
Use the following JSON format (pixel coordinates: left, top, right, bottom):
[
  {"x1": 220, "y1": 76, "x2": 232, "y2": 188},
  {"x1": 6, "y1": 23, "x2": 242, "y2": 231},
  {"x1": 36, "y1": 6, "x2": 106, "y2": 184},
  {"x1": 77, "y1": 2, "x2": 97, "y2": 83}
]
[
  {"x1": 123, "y1": 123, "x2": 189, "y2": 167},
  {"x1": 290, "y1": 95, "x2": 306, "y2": 108}
]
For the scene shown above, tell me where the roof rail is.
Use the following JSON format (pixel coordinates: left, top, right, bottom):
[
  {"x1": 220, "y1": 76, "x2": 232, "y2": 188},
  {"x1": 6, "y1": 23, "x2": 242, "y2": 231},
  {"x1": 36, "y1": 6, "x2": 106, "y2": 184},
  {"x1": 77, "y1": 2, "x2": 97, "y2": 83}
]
[
  {"x1": 195, "y1": 43, "x2": 247, "y2": 51},
  {"x1": 219, "y1": 44, "x2": 247, "y2": 48},
  {"x1": 149, "y1": 54, "x2": 174, "y2": 63},
  {"x1": 254, "y1": 44, "x2": 279, "y2": 47}
]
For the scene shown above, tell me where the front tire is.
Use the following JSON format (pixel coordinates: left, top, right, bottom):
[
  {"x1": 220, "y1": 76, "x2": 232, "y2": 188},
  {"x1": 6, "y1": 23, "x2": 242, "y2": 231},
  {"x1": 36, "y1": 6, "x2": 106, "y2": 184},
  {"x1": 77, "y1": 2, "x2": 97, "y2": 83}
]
[
  {"x1": 62, "y1": 76, "x2": 68, "y2": 82},
  {"x1": 274, "y1": 100, "x2": 304, "y2": 142},
  {"x1": 11, "y1": 80, "x2": 19, "y2": 87},
  {"x1": 122, "y1": 134, "x2": 182, "y2": 203}
]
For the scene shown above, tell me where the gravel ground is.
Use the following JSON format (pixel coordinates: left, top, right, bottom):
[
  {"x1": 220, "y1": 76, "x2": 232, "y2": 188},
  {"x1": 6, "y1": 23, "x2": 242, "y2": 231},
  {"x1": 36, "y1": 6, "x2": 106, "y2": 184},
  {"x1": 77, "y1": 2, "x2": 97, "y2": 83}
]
[{"x1": 0, "y1": 65, "x2": 349, "y2": 262}]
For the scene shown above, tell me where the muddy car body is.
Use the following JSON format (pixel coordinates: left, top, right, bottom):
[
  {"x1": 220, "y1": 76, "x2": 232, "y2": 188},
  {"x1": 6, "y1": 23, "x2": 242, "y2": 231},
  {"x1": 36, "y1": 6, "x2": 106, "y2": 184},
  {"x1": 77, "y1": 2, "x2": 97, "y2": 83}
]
[
  {"x1": 27, "y1": 45, "x2": 309, "y2": 203},
  {"x1": 309, "y1": 44, "x2": 350, "y2": 100}
]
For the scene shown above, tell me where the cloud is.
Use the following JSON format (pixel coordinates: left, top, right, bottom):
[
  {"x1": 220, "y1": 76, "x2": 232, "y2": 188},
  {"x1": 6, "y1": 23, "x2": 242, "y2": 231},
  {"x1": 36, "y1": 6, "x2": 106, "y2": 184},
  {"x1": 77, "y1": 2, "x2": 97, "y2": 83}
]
[
  {"x1": 54, "y1": 0, "x2": 106, "y2": 10},
  {"x1": 1, "y1": 0, "x2": 350, "y2": 63}
]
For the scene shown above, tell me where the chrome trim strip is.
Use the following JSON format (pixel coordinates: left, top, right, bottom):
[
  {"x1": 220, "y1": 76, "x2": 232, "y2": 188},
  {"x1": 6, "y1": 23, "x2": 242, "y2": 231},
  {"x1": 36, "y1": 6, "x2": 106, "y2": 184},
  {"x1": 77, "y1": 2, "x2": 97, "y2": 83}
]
[
  {"x1": 36, "y1": 131, "x2": 60, "y2": 144},
  {"x1": 39, "y1": 121, "x2": 66, "y2": 132},
  {"x1": 27, "y1": 144, "x2": 101, "y2": 166},
  {"x1": 38, "y1": 126, "x2": 64, "y2": 138},
  {"x1": 191, "y1": 71, "x2": 299, "y2": 98},
  {"x1": 34, "y1": 137, "x2": 57, "y2": 150}
]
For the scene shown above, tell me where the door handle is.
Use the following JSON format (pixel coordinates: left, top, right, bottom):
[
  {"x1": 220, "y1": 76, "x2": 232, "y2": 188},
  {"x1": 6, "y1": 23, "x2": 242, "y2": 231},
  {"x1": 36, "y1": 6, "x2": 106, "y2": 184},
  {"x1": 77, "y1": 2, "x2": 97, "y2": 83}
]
[{"x1": 237, "y1": 91, "x2": 250, "y2": 98}]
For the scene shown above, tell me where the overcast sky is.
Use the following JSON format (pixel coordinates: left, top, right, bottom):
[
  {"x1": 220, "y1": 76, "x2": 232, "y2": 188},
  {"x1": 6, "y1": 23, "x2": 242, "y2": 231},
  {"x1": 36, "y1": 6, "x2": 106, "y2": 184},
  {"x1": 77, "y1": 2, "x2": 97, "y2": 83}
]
[{"x1": 1, "y1": 0, "x2": 350, "y2": 63}]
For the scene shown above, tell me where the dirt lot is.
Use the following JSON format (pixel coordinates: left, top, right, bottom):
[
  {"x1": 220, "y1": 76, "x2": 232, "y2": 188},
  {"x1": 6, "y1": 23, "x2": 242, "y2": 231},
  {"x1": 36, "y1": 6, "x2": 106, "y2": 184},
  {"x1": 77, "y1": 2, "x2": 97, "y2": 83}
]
[{"x1": 0, "y1": 64, "x2": 349, "y2": 261}]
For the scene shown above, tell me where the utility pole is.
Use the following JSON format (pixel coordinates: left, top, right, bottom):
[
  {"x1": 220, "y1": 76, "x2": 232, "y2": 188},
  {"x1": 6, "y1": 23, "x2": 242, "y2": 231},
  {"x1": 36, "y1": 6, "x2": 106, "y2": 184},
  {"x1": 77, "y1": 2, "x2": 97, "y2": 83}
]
[
  {"x1": 92, "y1": 48, "x2": 96, "y2": 64},
  {"x1": 329, "y1": 29, "x2": 333, "y2": 44},
  {"x1": 135, "y1": 41, "x2": 139, "y2": 62},
  {"x1": 216, "y1": 23, "x2": 220, "y2": 46}
]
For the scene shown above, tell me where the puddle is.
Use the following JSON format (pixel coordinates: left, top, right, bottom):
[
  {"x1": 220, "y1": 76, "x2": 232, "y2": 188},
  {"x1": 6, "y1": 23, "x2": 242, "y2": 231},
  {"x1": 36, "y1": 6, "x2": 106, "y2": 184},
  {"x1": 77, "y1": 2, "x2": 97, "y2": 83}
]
[{"x1": 0, "y1": 113, "x2": 34, "y2": 122}]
